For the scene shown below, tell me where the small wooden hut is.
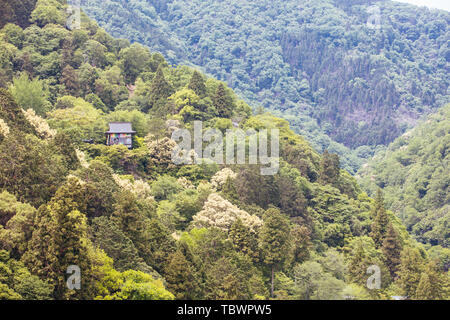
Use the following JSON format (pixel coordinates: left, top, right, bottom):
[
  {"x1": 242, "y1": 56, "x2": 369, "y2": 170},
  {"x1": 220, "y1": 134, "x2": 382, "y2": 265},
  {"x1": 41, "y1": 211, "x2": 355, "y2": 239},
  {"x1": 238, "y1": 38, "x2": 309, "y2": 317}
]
[{"x1": 106, "y1": 122, "x2": 136, "y2": 149}]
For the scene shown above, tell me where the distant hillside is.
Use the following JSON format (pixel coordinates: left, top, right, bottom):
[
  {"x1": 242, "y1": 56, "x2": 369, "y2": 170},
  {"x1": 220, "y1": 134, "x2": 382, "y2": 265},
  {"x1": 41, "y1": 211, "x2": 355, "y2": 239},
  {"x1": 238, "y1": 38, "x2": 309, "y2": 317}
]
[
  {"x1": 80, "y1": 0, "x2": 450, "y2": 173},
  {"x1": 358, "y1": 104, "x2": 449, "y2": 248}
]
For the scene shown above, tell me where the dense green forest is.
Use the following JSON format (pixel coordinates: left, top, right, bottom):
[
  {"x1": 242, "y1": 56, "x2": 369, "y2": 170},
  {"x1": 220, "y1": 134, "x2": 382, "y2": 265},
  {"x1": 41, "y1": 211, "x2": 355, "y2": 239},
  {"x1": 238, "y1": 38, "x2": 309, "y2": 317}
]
[
  {"x1": 358, "y1": 104, "x2": 449, "y2": 252},
  {"x1": 0, "y1": 0, "x2": 448, "y2": 300},
  {"x1": 80, "y1": 0, "x2": 450, "y2": 173}
]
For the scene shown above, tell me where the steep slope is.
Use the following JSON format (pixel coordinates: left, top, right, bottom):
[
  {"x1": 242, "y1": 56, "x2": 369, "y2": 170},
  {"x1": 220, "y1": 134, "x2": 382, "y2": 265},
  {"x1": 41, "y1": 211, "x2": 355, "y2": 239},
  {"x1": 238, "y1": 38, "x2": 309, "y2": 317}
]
[
  {"x1": 358, "y1": 104, "x2": 449, "y2": 247},
  {"x1": 0, "y1": 0, "x2": 448, "y2": 300},
  {"x1": 81, "y1": 0, "x2": 450, "y2": 173}
]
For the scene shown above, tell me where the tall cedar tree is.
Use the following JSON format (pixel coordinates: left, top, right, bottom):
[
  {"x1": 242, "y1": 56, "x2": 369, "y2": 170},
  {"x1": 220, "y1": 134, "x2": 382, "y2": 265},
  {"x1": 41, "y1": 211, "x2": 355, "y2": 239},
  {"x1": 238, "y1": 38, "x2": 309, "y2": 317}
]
[
  {"x1": 146, "y1": 218, "x2": 176, "y2": 274},
  {"x1": 213, "y1": 83, "x2": 233, "y2": 118},
  {"x1": 61, "y1": 37, "x2": 74, "y2": 68},
  {"x1": 188, "y1": 71, "x2": 207, "y2": 97},
  {"x1": 89, "y1": 216, "x2": 154, "y2": 274},
  {"x1": 259, "y1": 207, "x2": 291, "y2": 298},
  {"x1": 204, "y1": 257, "x2": 247, "y2": 300},
  {"x1": 229, "y1": 219, "x2": 260, "y2": 262},
  {"x1": 111, "y1": 191, "x2": 159, "y2": 268},
  {"x1": 51, "y1": 131, "x2": 80, "y2": 171},
  {"x1": 319, "y1": 150, "x2": 340, "y2": 185},
  {"x1": 347, "y1": 242, "x2": 368, "y2": 287},
  {"x1": 381, "y1": 223, "x2": 402, "y2": 279},
  {"x1": 148, "y1": 65, "x2": 173, "y2": 113},
  {"x1": 61, "y1": 65, "x2": 80, "y2": 96},
  {"x1": 79, "y1": 161, "x2": 119, "y2": 218},
  {"x1": 23, "y1": 177, "x2": 94, "y2": 299},
  {"x1": 396, "y1": 247, "x2": 425, "y2": 298},
  {"x1": 0, "y1": 133, "x2": 67, "y2": 207},
  {"x1": 414, "y1": 261, "x2": 448, "y2": 300},
  {"x1": 276, "y1": 174, "x2": 308, "y2": 218},
  {"x1": 290, "y1": 224, "x2": 312, "y2": 263},
  {"x1": 370, "y1": 189, "x2": 390, "y2": 248},
  {"x1": 164, "y1": 250, "x2": 197, "y2": 300}
]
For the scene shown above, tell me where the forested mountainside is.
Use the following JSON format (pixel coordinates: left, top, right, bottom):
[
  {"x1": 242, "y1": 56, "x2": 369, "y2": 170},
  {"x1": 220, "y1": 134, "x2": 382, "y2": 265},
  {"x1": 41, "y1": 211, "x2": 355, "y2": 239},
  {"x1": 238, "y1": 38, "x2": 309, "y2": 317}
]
[
  {"x1": 358, "y1": 104, "x2": 449, "y2": 251},
  {"x1": 0, "y1": 0, "x2": 448, "y2": 300},
  {"x1": 0, "y1": 0, "x2": 37, "y2": 29},
  {"x1": 80, "y1": 0, "x2": 450, "y2": 173}
]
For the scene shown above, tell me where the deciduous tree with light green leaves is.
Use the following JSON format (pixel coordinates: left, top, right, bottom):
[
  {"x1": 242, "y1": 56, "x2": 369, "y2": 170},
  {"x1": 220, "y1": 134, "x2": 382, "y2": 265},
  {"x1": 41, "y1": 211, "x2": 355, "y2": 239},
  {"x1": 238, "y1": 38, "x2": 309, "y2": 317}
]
[{"x1": 9, "y1": 73, "x2": 50, "y2": 116}]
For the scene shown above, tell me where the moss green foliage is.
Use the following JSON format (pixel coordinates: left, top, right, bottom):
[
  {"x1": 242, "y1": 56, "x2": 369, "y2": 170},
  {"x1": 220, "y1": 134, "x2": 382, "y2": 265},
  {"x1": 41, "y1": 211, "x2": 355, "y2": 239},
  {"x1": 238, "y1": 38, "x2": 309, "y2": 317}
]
[
  {"x1": 0, "y1": 130, "x2": 72, "y2": 207},
  {"x1": 0, "y1": 0, "x2": 37, "y2": 29},
  {"x1": 164, "y1": 250, "x2": 198, "y2": 300},
  {"x1": 9, "y1": 73, "x2": 51, "y2": 116},
  {"x1": 0, "y1": 0, "x2": 447, "y2": 300},
  {"x1": 0, "y1": 249, "x2": 53, "y2": 300}
]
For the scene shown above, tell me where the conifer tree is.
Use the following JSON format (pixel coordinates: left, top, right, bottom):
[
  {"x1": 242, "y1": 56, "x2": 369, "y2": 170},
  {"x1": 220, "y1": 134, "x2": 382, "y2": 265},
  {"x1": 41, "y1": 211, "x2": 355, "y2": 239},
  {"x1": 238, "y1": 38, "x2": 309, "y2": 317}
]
[
  {"x1": 188, "y1": 71, "x2": 207, "y2": 97},
  {"x1": 61, "y1": 65, "x2": 80, "y2": 96},
  {"x1": 213, "y1": 83, "x2": 233, "y2": 118},
  {"x1": 396, "y1": 247, "x2": 425, "y2": 298},
  {"x1": 370, "y1": 189, "x2": 390, "y2": 248},
  {"x1": 112, "y1": 190, "x2": 148, "y2": 249},
  {"x1": 414, "y1": 272, "x2": 433, "y2": 300},
  {"x1": 148, "y1": 65, "x2": 173, "y2": 113},
  {"x1": 290, "y1": 224, "x2": 312, "y2": 263},
  {"x1": 204, "y1": 257, "x2": 246, "y2": 300},
  {"x1": 51, "y1": 132, "x2": 80, "y2": 171},
  {"x1": 414, "y1": 261, "x2": 447, "y2": 300},
  {"x1": 319, "y1": 150, "x2": 340, "y2": 185},
  {"x1": 110, "y1": 190, "x2": 175, "y2": 275},
  {"x1": 221, "y1": 176, "x2": 239, "y2": 202},
  {"x1": 381, "y1": 223, "x2": 402, "y2": 279},
  {"x1": 347, "y1": 242, "x2": 369, "y2": 286},
  {"x1": 146, "y1": 218, "x2": 176, "y2": 274},
  {"x1": 89, "y1": 216, "x2": 153, "y2": 274},
  {"x1": 164, "y1": 250, "x2": 197, "y2": 300},
  {"x1": 259, "y1": 208, "x2": 291, "y2": 298},
  {"x1": 229, "y1": 219, "x2": 260, "y2": 262},
  {"x1": 23, "y1": 177, "x2": 94, "y2": 299}
]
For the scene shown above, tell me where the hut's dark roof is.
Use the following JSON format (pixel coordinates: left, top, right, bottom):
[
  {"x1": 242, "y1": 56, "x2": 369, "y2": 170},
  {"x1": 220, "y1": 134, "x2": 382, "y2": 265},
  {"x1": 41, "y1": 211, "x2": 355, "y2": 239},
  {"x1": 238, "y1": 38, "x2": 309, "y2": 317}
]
[{"x1": 106, "y1": 122, "x2": 136, "y2": 134}]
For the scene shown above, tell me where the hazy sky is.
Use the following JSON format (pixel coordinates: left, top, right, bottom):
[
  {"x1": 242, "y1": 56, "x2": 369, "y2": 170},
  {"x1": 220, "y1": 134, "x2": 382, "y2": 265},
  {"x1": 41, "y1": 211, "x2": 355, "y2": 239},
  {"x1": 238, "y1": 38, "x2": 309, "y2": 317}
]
[{"x1": 394, "y1": 0, "x2": 450, "y2": 11}]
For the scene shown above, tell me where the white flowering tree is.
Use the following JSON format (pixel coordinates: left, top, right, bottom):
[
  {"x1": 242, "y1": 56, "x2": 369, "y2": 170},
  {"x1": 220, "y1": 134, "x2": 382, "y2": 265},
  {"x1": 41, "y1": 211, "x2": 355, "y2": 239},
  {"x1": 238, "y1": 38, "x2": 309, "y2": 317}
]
[
  {"x1": 211, "y1": 167, "x2": 237, "y2": 190},
  {"x1": 22, "y1": 109, "x2": 56, "y2": 139},
  {"x1": 113, "y1": 174, "x2": 154, "y2": 200},
  {"x1": 0, "y1": 118, "x2": 10, "y2": 138},
  {"x1": 192, "y1": 193, "x2": 262, "y2": 232}
]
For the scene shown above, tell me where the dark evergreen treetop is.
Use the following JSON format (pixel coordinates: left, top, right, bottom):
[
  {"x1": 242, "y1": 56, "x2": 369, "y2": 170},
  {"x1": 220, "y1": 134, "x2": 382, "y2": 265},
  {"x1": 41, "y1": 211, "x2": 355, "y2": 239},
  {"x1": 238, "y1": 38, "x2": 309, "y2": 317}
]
[{"x1": 188, "y1": 70, "x2": 207, "y2": 97}]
